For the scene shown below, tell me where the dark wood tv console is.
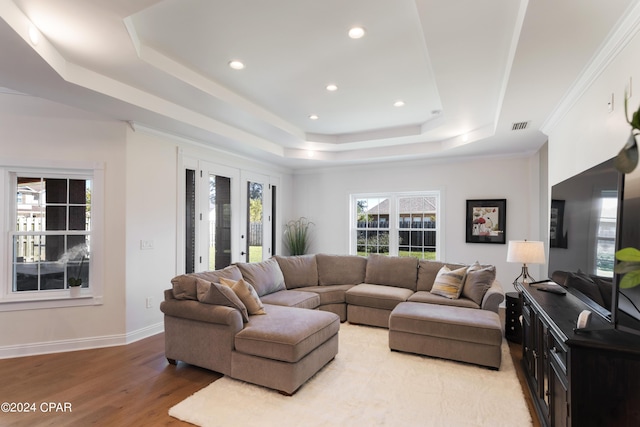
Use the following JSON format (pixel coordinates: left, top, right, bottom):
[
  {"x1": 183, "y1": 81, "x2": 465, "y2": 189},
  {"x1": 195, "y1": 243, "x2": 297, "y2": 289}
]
[{"x1": 518, "y1": 282, "x2": 640, "y2": 427}]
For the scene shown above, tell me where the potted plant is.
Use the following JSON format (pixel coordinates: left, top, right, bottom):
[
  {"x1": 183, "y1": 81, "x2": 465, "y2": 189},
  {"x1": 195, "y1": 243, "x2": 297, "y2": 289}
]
[
  {"x1": 283, "y1": 217, "x2": 314, "y2": 255},
  {"x1": 59, "y1": 244, "x2": 88, "y2": 297}
]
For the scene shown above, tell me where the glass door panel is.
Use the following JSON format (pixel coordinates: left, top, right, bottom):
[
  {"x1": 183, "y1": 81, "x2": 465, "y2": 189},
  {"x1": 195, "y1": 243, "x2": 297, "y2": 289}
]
[
  {"x1": 246, "y1": 181, "x2": 263, "y2": 263},
  {"x1": 210, "y1": 175, "x2": 232, "y2": 270},
  {"x1": 241, "y1": 172, "x2": 272, "y2": 263}
]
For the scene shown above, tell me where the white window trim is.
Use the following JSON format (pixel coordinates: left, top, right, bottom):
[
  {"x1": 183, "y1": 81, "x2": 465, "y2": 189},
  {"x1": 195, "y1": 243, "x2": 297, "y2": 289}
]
[
  {"x1": 0, "y1": 160, "x2": 104, "y2": 311},
  {"x1": 350, "y1": 190, "x2": 443, "y2": 259}
]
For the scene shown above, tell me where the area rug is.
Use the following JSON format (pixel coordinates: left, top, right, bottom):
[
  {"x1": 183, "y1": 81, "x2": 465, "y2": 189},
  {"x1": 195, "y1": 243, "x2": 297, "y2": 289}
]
[{"x1": 169, "y1": 323, "x2": 532, "y2": 427}]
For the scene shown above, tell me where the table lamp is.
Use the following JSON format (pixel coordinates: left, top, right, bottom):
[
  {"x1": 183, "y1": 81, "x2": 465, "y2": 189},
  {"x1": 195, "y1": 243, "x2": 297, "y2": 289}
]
[{"x1": 507, "y1": 240, "x2": 545, "y2": 284}]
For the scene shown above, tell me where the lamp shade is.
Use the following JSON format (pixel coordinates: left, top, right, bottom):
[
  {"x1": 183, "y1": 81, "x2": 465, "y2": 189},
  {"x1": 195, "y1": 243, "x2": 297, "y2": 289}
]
[{"x1": 507, "y1": 240, "x2": 545, "y2": 264}]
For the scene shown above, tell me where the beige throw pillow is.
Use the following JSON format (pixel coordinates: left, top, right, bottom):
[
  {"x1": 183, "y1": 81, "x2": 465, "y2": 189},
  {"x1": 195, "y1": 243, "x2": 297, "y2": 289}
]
[
  {"x1": 430, "y1": 266, "x2": 467, "y2": 299},
  {"x1": 462, "y1": 262, "x2": 496, "y2": 305},
  {"x1": 196, "y1": 278, "x2": 249, "y2": 322},
  {"x1": 220, "y1": 277, "x2": 266, "y2": 315}
]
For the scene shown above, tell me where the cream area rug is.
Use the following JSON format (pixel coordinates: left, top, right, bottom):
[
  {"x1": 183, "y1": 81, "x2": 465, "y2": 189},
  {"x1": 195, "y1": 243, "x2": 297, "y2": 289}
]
[{"x1": 169, "y1": 323, "x2": 532, "y2": 427}]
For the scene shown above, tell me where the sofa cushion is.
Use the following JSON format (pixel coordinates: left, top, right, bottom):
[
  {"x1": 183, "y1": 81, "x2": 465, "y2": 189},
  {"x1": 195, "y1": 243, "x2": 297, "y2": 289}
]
[
  {"x1": 430, "y1": 266, "x2": 467, "y2": 299},
  {"x1": 237, "y1": 258, "x2": 286, "y2": 297},
  {"x1": 196, "y1": 278, "x2": 249, "y2": 322},
  {"x1": 345, "y1": 283, "x2": 414, "y2": 310},
  {"x1": 220, "y1": 277, "x2": 266, "y2": 315},
  {"x1": 416, "y1": 260, "x2": 466, "y2": 292},
  {"x1": 260, "y1": 289, "x2": 320, "y2": 309},
  {"x1": 408, "y1": 291, "x2": 480, "y2": 309},
  {"x1": 389, "y1": 302, "x2": 502, "y2": 346},
  {"x1": 462, "y1": 262, "x2": 496, "y2": 305},
  {"x1": 274, "y1": 255, "x2": 318, "y2": 289},
  {"x1": 316, "y1": 253, "x2": 367, "y2": 285},
  {"x1": 364, "y1": 254, "x2": 418, "y2": 291},
  {"x1": 234, "y1": 304, "x2": 340, "y2": 363},
  {"x1": 297, "y1": 284, "x2": 355, "y2": 305},
  {"x1": 171, "y1": 265, "x2": 243, "y2": 300}
]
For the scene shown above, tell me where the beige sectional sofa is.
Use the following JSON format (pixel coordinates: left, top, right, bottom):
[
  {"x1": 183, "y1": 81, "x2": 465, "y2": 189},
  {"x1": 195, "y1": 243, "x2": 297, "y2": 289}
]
[{"x1": 160, "y1": 253, "x2": 504, "y2": 394}]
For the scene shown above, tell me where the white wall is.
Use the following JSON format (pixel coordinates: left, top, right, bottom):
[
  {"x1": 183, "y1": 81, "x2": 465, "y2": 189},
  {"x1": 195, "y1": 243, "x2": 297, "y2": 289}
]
[
  {"x1": 547, "y1": 21, "x2": 640, "y2": 319},
  {"x1": 123, "y1": 128, "x2": 294, "y2": 338},
  {"x1": 547, "y1": 29, "x2": 640, "y2": 185},
  {"x1": 124, "y1": 129, "x2": 179, "y2": 338},
  {"x1": 292, "y1": 154, "x2": 543, "y2": 293},
  {"x1": 0, "y1": 94, "x2": 127, "y2": 353},
  {"x1": 0, "y1": 94, "x2": 294, "y2": 357}
]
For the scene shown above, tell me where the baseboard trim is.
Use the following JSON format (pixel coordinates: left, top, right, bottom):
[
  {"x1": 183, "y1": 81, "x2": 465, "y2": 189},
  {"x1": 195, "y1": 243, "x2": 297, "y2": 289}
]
[
  {"x1": 126, "y1": 321, "x2": 164, "y2": 344},
  {"x1": 0, "y1": 321, "x2": 164, "y2": 359}
]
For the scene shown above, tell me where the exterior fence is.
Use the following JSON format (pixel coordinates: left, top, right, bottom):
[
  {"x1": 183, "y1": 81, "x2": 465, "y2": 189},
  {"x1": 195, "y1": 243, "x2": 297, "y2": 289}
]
[{"x1": 209, "y1": 221, "x2": 263, "y2": 246}]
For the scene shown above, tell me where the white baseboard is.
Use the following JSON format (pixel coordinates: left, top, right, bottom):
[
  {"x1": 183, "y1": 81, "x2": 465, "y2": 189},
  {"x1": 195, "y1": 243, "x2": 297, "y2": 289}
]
[
  {"x1": 126, "y1": 321, "x2": 164, "y2": 344},
  {"x1": 0, "y1": 321, "x2": 164, "y2": 359}
]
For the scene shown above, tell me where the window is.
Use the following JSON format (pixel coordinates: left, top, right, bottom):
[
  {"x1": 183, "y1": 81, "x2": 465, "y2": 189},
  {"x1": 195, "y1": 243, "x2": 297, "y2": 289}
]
[
  {"x1": 1, "y1": 164, "x2": 103, "y2": 310},
  {"x1": 352, "y1": 192, "x2": 440, "y2": 259},
  {"x1": 595, "y1": 191, "x2": 617, "y2": 277}
]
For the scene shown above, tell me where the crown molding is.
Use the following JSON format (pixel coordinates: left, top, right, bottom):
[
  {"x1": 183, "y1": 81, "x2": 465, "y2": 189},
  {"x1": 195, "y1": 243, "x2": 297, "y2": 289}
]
[{"x1": 541, "y1": 0, "x2": 640, "y2": 134}]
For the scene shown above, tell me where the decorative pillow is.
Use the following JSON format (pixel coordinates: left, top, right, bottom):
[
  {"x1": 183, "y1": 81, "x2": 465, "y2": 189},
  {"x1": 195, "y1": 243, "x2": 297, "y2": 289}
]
[
  {"x1": 430, "y1": 266, "x2": 467, "y2": 299},
  {"x1": 171, "y1": 265, "x2": 243, "y2": 300},
  {"x1": 220, "y1": 277, "x2": 266, "y2": 315},
  {"x1": 417, "y1": 260, "x2": 466, "y2": 292},
  {"x1": 196, "y1": 278, "x2": 249, "y2": 322},
  {"x1": 462, "y1": 261, "x2": 496, "y2": 305},
  {"x1": 170, "y1": 275, "x2": 198, "y2": 301},
  {"x1": 236, "y1": 259, "x2": 286, "y2": 297}
]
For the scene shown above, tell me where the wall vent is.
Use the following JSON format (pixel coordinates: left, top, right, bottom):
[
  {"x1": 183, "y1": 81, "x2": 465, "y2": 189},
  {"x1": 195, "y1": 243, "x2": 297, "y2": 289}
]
[{"x1": 511, "y1": 121, "x2": 530, "y2": 131}]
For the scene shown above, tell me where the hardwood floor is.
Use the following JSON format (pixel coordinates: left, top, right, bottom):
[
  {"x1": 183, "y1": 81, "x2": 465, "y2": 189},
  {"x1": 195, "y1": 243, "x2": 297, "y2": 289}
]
[
  {"x1": 0, "y1": 334, "x2": 221, "y2": 426},
  {"x1": 0, "y1": 332, "x2": 540, "y2": 427}
]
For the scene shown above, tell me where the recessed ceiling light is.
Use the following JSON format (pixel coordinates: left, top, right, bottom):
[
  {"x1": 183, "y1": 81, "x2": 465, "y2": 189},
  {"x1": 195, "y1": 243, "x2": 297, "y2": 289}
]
[
  {"x1": 394, "y1": 100, "x2": 405, "y2": 107},
  {"x1": 348, "y1": 26, "x2": 366, "y2": 39},
  {"x1": 228, "y1": 60, "x2": 245, "y2": 70},
  {"x1": 326, "y1": 84, "x2": 338, "y2": 92},
  {"x1": 309, "y1": 114, "x2": 319, "y2": 120}
]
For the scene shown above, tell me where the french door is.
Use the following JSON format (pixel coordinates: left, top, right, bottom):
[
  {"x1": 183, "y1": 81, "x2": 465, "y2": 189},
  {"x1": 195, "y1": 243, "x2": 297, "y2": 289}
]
[
  {"x1": 182, "y1": 160, "x2": 278, "y2": 273},
  {"x1": 240, "y1": 172, "x2": 276, "y2": 263}
]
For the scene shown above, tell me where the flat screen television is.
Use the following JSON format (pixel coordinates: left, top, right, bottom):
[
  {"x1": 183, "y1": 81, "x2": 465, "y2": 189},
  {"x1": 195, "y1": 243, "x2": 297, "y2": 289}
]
[{"x1": 548, "y1": 157, "x2": 640, "y2": 335}]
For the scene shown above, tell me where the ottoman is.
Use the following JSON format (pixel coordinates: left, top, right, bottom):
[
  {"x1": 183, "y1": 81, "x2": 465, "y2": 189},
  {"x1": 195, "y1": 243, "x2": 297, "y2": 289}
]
[
  {"x1": 388, "y1": 302, "x2": 503, "y2": 369},
  {"x1": 231, "y1": 304, "x2": 340, "y2": 394}
]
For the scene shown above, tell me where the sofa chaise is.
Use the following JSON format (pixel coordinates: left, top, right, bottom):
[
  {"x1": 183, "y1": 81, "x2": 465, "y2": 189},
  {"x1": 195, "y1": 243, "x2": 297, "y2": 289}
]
[{"x1": 160, "y1": 253, "x2": 505, "y2": 394}]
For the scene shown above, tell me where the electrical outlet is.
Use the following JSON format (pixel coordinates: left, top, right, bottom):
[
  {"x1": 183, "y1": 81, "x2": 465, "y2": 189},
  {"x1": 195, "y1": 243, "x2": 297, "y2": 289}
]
[
  {"x1": 140, "y1": 239, "x2": 154, "y2": 250},
  {"x1": 146, "y1": 297, "x2": 153, "y2": 309}
]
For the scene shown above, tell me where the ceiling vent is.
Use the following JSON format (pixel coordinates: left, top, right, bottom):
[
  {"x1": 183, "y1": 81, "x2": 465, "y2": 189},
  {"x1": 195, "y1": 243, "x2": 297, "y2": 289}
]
[{"x1": 511, "y1": 121, "x2": 530, "y2": 131}]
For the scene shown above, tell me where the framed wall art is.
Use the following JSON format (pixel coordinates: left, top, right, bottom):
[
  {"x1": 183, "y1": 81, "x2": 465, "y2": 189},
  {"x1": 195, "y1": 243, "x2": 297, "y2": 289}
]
[{"x1": 465, "y1": 199, "x2": 506, "y2": 244}]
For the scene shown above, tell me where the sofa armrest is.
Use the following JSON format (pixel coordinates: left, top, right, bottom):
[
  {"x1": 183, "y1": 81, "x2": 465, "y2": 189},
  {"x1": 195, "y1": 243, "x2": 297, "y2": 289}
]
[
  {"x1": 481, "y1": 280, "x2": 504, "y2": 314},
  {"x1": 160, "y1": 298, "x2": 244, "y2": 330}
]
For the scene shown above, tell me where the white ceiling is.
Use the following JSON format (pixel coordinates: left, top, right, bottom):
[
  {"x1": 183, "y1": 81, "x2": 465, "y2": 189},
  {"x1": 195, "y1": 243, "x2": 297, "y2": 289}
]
[{"x1": 0, "y1": 0, "x2": 638, "y2": 170}]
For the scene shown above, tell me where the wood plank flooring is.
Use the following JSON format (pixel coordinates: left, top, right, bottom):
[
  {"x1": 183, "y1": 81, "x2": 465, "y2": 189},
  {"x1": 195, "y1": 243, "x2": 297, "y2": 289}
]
[{"x1": 0, "y1": 331, "x2": 540, "y2": 427}]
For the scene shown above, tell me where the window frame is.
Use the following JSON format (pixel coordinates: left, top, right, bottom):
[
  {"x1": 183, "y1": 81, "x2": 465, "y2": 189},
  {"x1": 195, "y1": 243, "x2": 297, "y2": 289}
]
[
  {"x1": 0, "y1": 161, "x2": 104, "y2": 311},
  {"x1": 350, "y1": 191, "x2": 442, "y2": 259}
]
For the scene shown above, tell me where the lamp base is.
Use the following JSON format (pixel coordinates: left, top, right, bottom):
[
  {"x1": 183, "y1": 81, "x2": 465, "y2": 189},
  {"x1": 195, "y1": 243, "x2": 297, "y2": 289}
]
[{"x1": 513, "y1": 265, "x2": 536, "y2": 285}]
